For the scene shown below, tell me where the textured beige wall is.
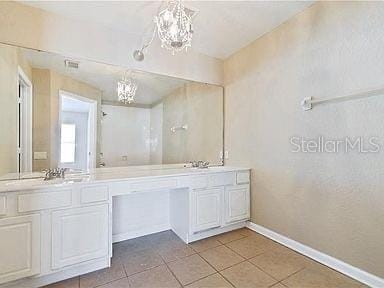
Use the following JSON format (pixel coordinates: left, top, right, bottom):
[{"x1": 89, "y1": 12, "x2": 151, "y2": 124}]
[
  {"x1": 32, "y1": 69, "x2": 102, "y2": 170},
  {"x1": 162, "y1": 83, "x2": 223, "y2": 165},
  {"x1": 0, "y1": 45, "x2": 18, "y2": 175},
  {"x1": 224, "y1": 1, "x2": 384, "y2": 277},
  {"x1": 32, "y1": 68, "x2": 51, "y2": 171}
]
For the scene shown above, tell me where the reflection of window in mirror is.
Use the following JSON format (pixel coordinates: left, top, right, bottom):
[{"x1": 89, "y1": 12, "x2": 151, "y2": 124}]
[{"x1": 60, "y1": 124, "x2": 76, "y2": 163}]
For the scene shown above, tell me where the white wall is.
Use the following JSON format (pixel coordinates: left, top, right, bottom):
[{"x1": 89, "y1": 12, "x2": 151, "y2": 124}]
[
  {"x1": 0, "y1": 1, "x2": 223, "y2": 85},
  {"x1": 101, "y1": 105, "x2": 150, "y2": 167},
  {"x1": 149, "y1": 103, "x2": 163, "y2": 164}
]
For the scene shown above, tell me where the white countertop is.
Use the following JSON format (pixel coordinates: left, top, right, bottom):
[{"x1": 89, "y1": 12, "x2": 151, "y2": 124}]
[{"x1": 0, "y1": 166, "x2": 250, "y2": 193}]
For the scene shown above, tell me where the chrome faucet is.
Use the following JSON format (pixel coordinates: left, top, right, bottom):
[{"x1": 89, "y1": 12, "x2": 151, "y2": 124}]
[
  {"x1": 43, "y1": 168, "x2": 67, "y2": 180},
  {"x1": 190, "y1": 161, "x2": 210, "y2": 169}
]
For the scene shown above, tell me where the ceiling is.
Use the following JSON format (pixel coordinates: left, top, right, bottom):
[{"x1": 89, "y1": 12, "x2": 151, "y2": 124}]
[
  {"x1": 22, "y1": 47, "x2": 188, "y2": 105},
  {"x1": 21, "y1": 1, "x2": 314, "y2": 59}
]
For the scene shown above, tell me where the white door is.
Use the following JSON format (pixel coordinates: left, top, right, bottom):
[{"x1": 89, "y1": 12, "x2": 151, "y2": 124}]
[
  {"x1": 51, "y1": 204, "x2": 109, "y2": 269},
  {"x1": 224, "y1": 185, "x2": 250, "y2": 224},
  {"x1": 0, "y1": 214, "x2": 40, "y2": 284},
  {"x1": 191, "y1": 188, "x2": 222, "y2": 233}
]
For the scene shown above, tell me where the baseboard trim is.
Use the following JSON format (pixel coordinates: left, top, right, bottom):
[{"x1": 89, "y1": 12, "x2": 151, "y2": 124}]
[{"x1": 247, "y1": 222, "x2": 384, "y2": 288}]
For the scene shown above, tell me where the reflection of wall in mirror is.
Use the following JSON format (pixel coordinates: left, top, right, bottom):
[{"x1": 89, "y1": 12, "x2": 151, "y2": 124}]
[
  {"x1": 150, "y1": 103, "x2": 163, "y2": 164},
  {"x1": 162, "y1": 83, "x2": 223, "y2": 165},
  {"x1": 101, "y1": 105, "x2": 151, "y2": 167}
]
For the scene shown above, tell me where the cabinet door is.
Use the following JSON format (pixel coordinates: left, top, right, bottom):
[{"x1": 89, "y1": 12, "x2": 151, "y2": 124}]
[
  {"x1": 51, "y1": 204, "x2": 109, "y2": 269},
  {"x1": 0, "y1": 214, "x2": 40, "y2": 284},
  {"x1": 191, "y1": 188, "x2": 222, "y2": 233},
  {"x1": 225, "y1": 185, "x2": 250, "y2": 224}
]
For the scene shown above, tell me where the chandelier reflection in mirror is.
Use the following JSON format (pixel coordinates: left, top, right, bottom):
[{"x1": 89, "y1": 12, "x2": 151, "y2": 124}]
[
  {"x1": 117, "y1": 74, "x2": 137, "y2": 104},
  {"x1": 154, "y1": 0, "x2": 194, "y2": 54}
]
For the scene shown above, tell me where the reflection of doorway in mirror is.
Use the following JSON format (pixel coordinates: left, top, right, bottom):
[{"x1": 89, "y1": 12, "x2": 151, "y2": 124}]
[
  {"x1": 59, "y1": 91, "x2": 97, "y2": 172},
  {"x1": 17, "y1": 67, "x2": 33, "y2": 173}
]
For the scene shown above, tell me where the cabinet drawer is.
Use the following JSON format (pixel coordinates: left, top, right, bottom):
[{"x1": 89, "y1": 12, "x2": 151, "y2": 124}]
[
  {"x1": 236, "y1": 171, "x2": 250, "y2": 184},
  {"x1": 18, "y1": 190, "x2": 72, "y2": 212},
  {"x1": 179, "y1": 176, "x2": 208, "y2": 189},
  {"x1": 208, "y1": 173, "x2": 236, "y2": 187},
  {"x1": 0, "y1": 196, "x2": 6, "y2": 215},
  {"x1": 131, "y1": 179, "x2": 177, "y2": 192},
  {"x1": 81, "y1": 186, "x2": 108, "y2": 204}
]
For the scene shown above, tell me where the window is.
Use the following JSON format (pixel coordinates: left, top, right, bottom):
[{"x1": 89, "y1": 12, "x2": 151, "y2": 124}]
[{"x1": 60, "y1": 124, "x2": 76, "y2": 163}]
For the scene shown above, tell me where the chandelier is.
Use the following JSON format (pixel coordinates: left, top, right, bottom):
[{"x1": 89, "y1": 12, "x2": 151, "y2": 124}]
[
  {"x1": 117, "y1": 74, "x2": 137, "y2": 104},
  {"x1": 154, "y1": 0, "x2": 194, "y2": 54}
]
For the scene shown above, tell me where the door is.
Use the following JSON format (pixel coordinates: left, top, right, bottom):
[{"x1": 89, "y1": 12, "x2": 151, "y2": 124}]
[
  {"x1": 0, "y1": 214, "x2": 40, "y2": 284},
  {"x1": 17, "y1": 67, "x2": 33, "y2": 173},
  {"x1": 51, "y1": 204, "x2": 109, "y2": 269},
  {"x1": 191, "y1": 188, "x2": 222, "y2": 233},
  {"x1": 224, "y1": 185, "x2": 250, "y2": 224}
]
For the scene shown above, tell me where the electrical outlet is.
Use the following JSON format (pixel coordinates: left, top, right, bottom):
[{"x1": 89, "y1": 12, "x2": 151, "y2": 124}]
[
  {"x1": 224, "y1": 151, "x2": 229, "y2": 159},
  {"x1": 34, "y1": 152, "x2": 47, "y2": 160}
]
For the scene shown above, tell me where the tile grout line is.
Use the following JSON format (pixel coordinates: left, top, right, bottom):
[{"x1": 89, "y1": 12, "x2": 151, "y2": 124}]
[{"x1": 163, "y1": 261, "x2": 184, "y2": 288}]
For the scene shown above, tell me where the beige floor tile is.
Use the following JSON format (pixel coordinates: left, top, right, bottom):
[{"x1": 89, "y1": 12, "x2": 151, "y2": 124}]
[
  {"x1": 200, "y1": 245, "x2": 245, "y2": 271},
  {"x1": 220, "y1": 261, "x2": 277, "y2": 288},
  {"x1": 156, "y1": 244, "x2": 196, "y2": 263},
  {"x1": 149, "y1": 230, "x2": 187, "y2": 251},
  {"x1": 128, "y1": 265, "x2": 180, "y2": 288},
  {"x1": 185, "y1": 273, "x2": 234, "y2": 288},
  {"x1": 270, "y1": 283, "x2": 288, "y2": 288},
  {"x1": 225, "y1": 235, "x2": 275, "y2": 259},
  {"x1": 113, "y1": 235, "x2": 153, "y2": 256},
  {"x1": 97, "y1": 277, "x2": 130, "y2": 288},
  {"x1": 190, "y1": 237, "x2": 222, "y2": 252},
  {"x1": 167, "y1": 254, "x2": 216, "y2": 285},
  {"x1": 121, "y1": 249, "x2": 164, "y2": 276},
  {"x1": 80, "y1": 258, "x2": 126, "y2": 288},
  {"x1": 43, "y1": 277, "x2": 79, "y2": 288},
  {"x1": 238, "y1": 228, "x2": 257, "y2": 237},
  {"x1": 282, "y1": 264, "x2": 362, "y2": 288},
  {"x1": 215, "y1": 230, "x2": 247, "y2": 244},
  {"x1": 249, "y1": 248, "x2": 311, "y2": 281}
]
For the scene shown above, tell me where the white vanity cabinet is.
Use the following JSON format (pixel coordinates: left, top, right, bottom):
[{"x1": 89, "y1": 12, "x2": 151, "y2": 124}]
[
  {"x1": 171, "y1": 169, "x2": 251, "y2": 243},
  {"x1": 0, "y1": 167, "x2": 249, "y2": 288},
  {"x1": 191, "y1": 188, "x2": 222, "y2": 233},
  {"x1": 51, "y1": 204, "x2": 109, "y2": 269},
  {"x1": 0, "y1": 184, "x2": 111, "y2": 287},
  {"x1": 224, "y1": 184, "x2": 250, "y2": 224},
  {"x1": 0, "y1": 214, "x2": 41, "y2": 284}
]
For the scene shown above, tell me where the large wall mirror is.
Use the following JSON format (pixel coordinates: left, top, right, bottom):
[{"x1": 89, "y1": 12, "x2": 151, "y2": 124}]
[{"x1": 0, "y1": 42, "x2": 224, "y2": 180}]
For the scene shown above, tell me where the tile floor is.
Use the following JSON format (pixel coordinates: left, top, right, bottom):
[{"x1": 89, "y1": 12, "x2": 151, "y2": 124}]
[{"x1": 44, "y1": 228, "x2": 365, "y2": 288}]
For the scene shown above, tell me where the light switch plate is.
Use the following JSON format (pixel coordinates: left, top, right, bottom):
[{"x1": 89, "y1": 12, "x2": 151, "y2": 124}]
[{"x1": 34, "y1": 151, "x2": 47, "y2": 160}]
